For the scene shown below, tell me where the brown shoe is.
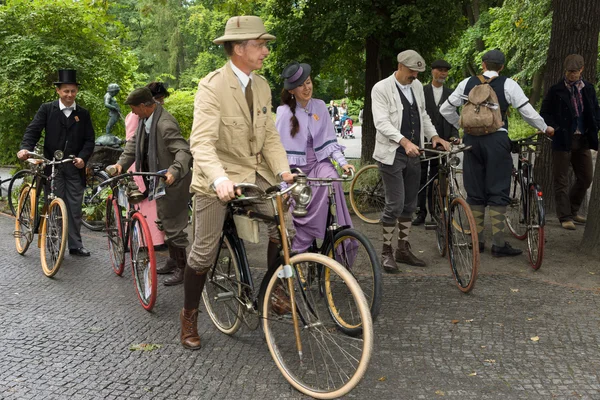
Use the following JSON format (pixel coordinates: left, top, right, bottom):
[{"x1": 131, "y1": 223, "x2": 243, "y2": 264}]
[
  {"x1": 164, "y1": 246, "x2": 186, "y2": 286},
  {"x1": 156, "y1": 257, "x2": 176, "y2": 274},
  {"x1": 381, "y1": 244, "x2": 400, "y2": 273},
  {"x1": 561, "y1": 220, "x2": 576, "y2": 230},
  {"x1": 573, "y1": 215, "x2": 587, "y2": 224},
  {"x1": 395, "y1": 240, "x2": 426, "y2": 267},
  {"x1": 180, "y1": 308, "x2": 201, "y2": 350},
  {"x1": 271, "y1": 283, "x2": 292, "y2": 315}
]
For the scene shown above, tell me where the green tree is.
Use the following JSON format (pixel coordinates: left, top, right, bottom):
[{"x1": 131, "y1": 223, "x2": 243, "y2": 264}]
[{"x1": 0, "y1": 0, "x2": 137, "y2": 163}]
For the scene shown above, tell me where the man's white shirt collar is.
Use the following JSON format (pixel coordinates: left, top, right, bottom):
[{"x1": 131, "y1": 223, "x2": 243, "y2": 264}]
[
  {"x1": 394, "y1": 75, "x2": 414, "y2": 104},
  {"x1": 59, "y1": 100, "x2": 76, "y2": 117},
  {"x1": 483, "y1": 70, "x2": 499, "y2": 78},
  {"x1": 230, "y1": 60, "x2": 254, "y2": 93},
  {"x1": 145, "y1": 112, "x2": 155, "y2": 134}
]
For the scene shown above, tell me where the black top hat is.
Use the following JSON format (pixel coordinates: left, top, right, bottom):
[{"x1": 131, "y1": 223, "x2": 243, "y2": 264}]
[
  {"x1": 54, "y1": 69, "x2": 80, "y2": 86},
  {"x1": 281, "y1": 62, "x2": 312, "y2": 90}
]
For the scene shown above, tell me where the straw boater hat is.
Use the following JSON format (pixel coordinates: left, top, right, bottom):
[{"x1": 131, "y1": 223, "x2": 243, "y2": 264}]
[{"x1": 213, "y1": 15, "x2": 276, "y2": 44}]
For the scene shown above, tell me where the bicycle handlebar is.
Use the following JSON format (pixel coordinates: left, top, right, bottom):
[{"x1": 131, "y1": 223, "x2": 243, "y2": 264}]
[
  {"x1": 420, "y1": 144, "x2": 472, "y2": 156},
  {"x1": 97, "y1": 171, "x2": 167, "y2": 189},
  {"x1": 305, "y1": 167, "x2": 355, "y2": 183},
  {"x1": 26, "y1": 151, "x2": 75, "y2": 165}
]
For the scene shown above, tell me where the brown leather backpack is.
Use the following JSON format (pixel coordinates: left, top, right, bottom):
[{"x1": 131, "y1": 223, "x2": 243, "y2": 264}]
[{"x1": 459, "y1": 75, "x2": 504, "y2": 135}]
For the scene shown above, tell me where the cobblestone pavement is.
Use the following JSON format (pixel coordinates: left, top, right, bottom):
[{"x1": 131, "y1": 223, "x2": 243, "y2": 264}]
[{"x1": 1, "y1": 211, "x2": 600, "y2": 400}]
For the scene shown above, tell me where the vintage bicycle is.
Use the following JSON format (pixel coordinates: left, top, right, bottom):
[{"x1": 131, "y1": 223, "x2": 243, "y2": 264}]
[
  {"x1": 505, "y1": 132, "x2": 548, "y2": 270},
  {"x1": 13, "y1": 150, "x2": 72, "y2": 277},
  {"x1": 92, "y1": 170, "x2": 166, "y2": 311},
  {"x1": 202, "y1": 173, "x2": 373, "y2": 399},
  {"x1": 423, "y1": 144, "x2": 480, "y2": 293},
  {"x1": 301, "y1": 169, "x2": 382, "y2": 333}
]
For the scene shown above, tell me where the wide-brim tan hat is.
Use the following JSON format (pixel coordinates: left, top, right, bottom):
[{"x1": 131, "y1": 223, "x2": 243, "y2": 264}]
[{"x1": 214, "y1": 15, "x2": 276, "y2": 45}]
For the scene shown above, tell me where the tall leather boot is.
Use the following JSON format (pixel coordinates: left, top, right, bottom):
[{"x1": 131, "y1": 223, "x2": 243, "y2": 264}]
[
  {"x1": 381, "y1": 244, "x2": 399, "y2": 273},
  {"x1": 164, "y1": 245, "x2": 186, "y2": 286},
  {"x1": 156, "y1": 244, "x2": 177, "y2": 274},
  {"x1": 181, "y1": 266, "x2": 207, "y2": 350},
  {"x1": 395, "y1": 240, "x2": 426, "y2": 267}
]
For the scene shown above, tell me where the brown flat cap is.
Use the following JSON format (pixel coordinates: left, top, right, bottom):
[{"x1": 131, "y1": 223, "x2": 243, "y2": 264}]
[
  {"x1": 397, "y1": 50, "x2": 426, "y2": 72},
  {"x1": 564, "y1": 54, "x2": 584, "y2": 70},
  {"x1": 124, "y1": 87, "x2": 154, "y2": 106}
]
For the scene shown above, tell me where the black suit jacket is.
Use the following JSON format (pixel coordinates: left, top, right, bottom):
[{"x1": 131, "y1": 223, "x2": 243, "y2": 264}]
[
  {"x1": 21, "y1": 100, "x2": 96, "y2": 182},
  {"x1": 540, "y1": 79, "x2": 600, "y2": 151},
  {"x1": 423, "y1": 83, "x2": 458, "y2": 141}
]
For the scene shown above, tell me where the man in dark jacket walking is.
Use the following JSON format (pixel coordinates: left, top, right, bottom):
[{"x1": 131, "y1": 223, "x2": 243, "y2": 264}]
[
  {"x1": 413, "y1": 59, "x2": 459, "y2": 225},
  {"x1": 18, "y1": 69, "x2": 96, "y2": 257},
  {"x1": 540, "y1": 54, "x2": 600, "y2": 230}
]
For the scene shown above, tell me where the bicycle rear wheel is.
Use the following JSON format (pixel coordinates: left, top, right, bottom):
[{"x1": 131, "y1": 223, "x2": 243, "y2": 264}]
[
  {"x1": 8, "y1": 169, "x2": 34, "y2": 217},
  {"x1": 431, "y1": 179, "x2": 447, "y2": 257},
  {"x1": 447, "y1": 198, "x2": 479, "y2": 293},
  {"x1": 106, "y1": 195, "x2": 125, "y2": 276},
  {"x1": 129, "y1": 212, "x2": 157, "y2": 311},
  {"x1": 349, "y1": 164, "x2": 385, "y2": 224},
  {"x1": 40, "y1": 198, "x2": 68, "y2": 277},
  {"x1": 14, "y1": 184, "x2": 36, "y2": 255},
  {"x1": 527, "y1": 184, "x2": 545, "y2": 270},
  {"x1": 262, "y1": 253, "x2": 373, "y2": 399},
  {"x1": 82, "y1": 170, "x2": 109, "y2": 231},
  {"x1": 325, "y1": 228, "x2": 382, "y2": 334},
  {"x1": 202, "y1": 233, "x2": 243, "y2": 335},
  {"x1": 506, "y1": 172, "x2": 527, "y2": 239}
]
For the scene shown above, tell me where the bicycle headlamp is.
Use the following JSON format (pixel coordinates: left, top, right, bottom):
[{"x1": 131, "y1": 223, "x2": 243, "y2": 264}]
[
  {"x1": 291, "y1": 173, "x2": 313, "y2": 217},
  {"x1": 449, "y1": 156, "x2": 461, "y2": 168},
  {"x1": 54, "y1": 150, "x2": 64, "y2": 161}
]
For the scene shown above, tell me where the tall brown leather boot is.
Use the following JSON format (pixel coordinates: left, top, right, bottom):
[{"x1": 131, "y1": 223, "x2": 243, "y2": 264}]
[
  {"x1": 395, "y1": 240, "x2": 426, "y2": 267},
  {"x1": 382, "y1": 244, "x2": 399, "y2": 273},
  {"x1": 181, "y1": 267, "x2": 207, "y2": 350},
  {"x1": 164, "y1": 245, "x2": 186, "y2": 286},
  {"x1": 180, "y1": 308, "x2": 201, "y2": 350},
  {"x1": 156, "y1": 244, "x2": 177, "y2": 274}
]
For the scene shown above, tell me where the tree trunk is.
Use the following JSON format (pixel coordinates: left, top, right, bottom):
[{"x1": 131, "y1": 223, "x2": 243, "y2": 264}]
[
  {"x1": 361, "y1": 35, "x2": 380, "y2": 165},
  {"x1": 533, "y1": 0, "x2": 600, "y2": 252},
  {"x1": 534, "y1": 0, "x2": 599, "y2": 211},
  {"x1": 529, "y1": 70, "x2": 544, "y2": 108}
]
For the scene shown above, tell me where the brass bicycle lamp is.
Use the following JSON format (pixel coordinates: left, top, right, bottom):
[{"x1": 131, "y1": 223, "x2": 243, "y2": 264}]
[
  {"x1": 290, "y1": 173, "x2": 312, "y2": 217},
  {"x1": 126, "y1": 181, "x2": 145, "y2": 204}
]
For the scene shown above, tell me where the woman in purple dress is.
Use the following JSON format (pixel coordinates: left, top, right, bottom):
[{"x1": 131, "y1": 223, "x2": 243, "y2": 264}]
[{"x1": 275, "y1": 62, "x2": 355, "y2": 252}]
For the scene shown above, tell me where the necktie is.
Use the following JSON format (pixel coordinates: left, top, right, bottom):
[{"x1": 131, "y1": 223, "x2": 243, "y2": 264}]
[{"x1": 245, "y1": 79, "x2": 253, "y2": 120}]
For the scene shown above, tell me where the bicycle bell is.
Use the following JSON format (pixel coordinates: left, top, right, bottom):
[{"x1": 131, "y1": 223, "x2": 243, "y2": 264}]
[
  {"x1": 54, "y1": 150, "x2": 64, "y2": 161},
  {"x1": 291, "y1": 173, "x2": 312, "y2": 217},
  {"x1": 126, "y1": 181, "x2": 145, "y2": 204}
]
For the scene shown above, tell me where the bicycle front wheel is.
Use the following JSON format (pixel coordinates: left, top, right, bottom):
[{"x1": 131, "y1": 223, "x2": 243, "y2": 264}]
[
  {"x1": 15, "y1": 184, "x2": 36, "y2": 255},
  {"x1": 129, "y1": 212, "x2": 157, "y2": 311},
  {"x1": 431, "y1": 179, "x2": 447, "y2": 257},
  {"x1": 106, "y1": 195, "x2": 125, "y2": 276},
  {"x1": 326, "y1": 228, "x2": 382, "y2": 333},
  {"x1": 40, "y1": 198, "x2": 68, "y2": 277},
  {"x1": 506, "y1": 172, "x2": 527, "y2": 239},
  {"x1": 349, "y1": 164, "x2": 385, "y2": 224},
  {"x1": 447, "y1": 198, "x2": 479, "y2": 293},
  {"x1": 262, "y1": 253, "x2": 373, "y2": 399},
  {"x1": 527, "y1": 184, "x2": 545, "y2": 270},
  {"x1": 202, "y1": 233, "x2": 243, "y2": 335},
  {"x1": 82, "y1": 170, "x2": 109, "y2": 231}
]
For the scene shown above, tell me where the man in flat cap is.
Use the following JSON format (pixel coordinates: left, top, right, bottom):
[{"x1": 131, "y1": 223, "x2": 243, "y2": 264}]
[
  {"x1": 371, "y1": 49, "x2": 451, "y2": 273},
  {"x1": 108, "y1": 87, "x2": 193, "y2": 285},
  {"x1": 18, "y1": 69, "x2": 96, "y2": 257},
  {"x1": 413, "y1": 59, "x2": 459, "y2": 226},
  {"x1": 540, "y1": 54, "x2": 600, "y2": 230},
  {"x1": 181, "y1": 16, "x2": 294, "y2": 350},
  {"x1": 440, "y1": 49, "x2": 554, "y2": 257}
]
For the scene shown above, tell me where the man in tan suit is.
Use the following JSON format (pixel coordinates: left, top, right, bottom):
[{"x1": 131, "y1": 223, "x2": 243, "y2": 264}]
[{"x1": 181, "y1": 16, "x2": 294, "y2": 350}]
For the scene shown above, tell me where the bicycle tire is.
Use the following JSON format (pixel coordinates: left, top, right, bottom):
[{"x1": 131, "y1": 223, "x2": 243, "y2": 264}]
[
  {"x1": 8, "y1": 169, "x2": 34, "y2": 217},
  {"x1": 325, "y1": 228, "x2": 382, "y2": 334},
  {"x1": 202, "y1": 233, "x2": 243, "y2": 335},
  {"x1": 106, "y1": 195, "x2": 125, "y2": 276},
  {"x1": 82, "y1": 170, "x2": 110, "y2": 231},
  {"x1": 129, "y1": 212, "x2": 157, "y2": 311},
  {"x1": 432, "y1": 179, "x2": 447, "y2": 257},
  {"x1": 349, "y1": 164, "x2": 385, "y2": 224},
  {"x1": 14, "y1": 184, "x2": 36, "y2": 255},
  {"x1": 506, "y1": 172, "x2": 527, "y2": 240},
  {"x1": 262, "y1": 253, "x2": 373, "y2": 399},
  {"x1": 40, "y1": 198, "x2": 68, "y2": 277},
  {"x1": 527, "y1": 184, "x2": 545, "y2": 270},
  {"x1": 447, "y1": 198, "x2": 479, "y2": 293}
]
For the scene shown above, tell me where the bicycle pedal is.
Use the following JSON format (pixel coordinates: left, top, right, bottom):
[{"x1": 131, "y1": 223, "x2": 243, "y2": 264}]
[
  {"x1": 215, "y1": 292, "x2": 235, "y2": 301},
  {"x1": 424, "y1": 222, "x2": 437, "y2": 230}
]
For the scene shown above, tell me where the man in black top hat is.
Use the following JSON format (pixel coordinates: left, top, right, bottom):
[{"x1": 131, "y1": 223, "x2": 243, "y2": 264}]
[
  {"x1": 18, "y1": 69, "x2": 96, "y2": 257},
  {"x1": 413, "y1": 59, "x2": 459, "y2": 226}
]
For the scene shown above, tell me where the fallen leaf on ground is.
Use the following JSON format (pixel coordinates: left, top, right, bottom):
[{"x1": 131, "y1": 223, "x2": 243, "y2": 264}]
[
  {"x1": 451, "y1": 319, "x2": 460, "y2": 324},
  {"x1": 484, "y1": 359, "x2": 496, "y2": 363},
  {"x1": 378, "y1": 376, "x2": 387, "y2": 382},
  {"x1": 530, "y1": 336, "x2": 540, "y2": 342},
  {"x1": 130, "y1": 343, "x2": 162, "y2": 351},
  {"x1": 510, "y1": 288, "x2": 519, "y2": 292},
  {"x1": 435, "y1": 390, "x2": 445, "y2": 396},
  {"x1": 469, "y1": 372, "x2": 477, "y2": 376}
]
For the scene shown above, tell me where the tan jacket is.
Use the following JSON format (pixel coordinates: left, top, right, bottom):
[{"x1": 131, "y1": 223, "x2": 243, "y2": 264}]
[
  {"x1": 371, "y1": 75, "x2": 438, "y2": 165},
  {"x1": 189, "y1": 62, "x2": 289, "y2": 196}
]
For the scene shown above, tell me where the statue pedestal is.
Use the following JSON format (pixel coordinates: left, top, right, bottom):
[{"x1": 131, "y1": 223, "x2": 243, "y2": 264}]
[{"x1": 88, "y1": 144, "x2": 123, "y2": 167}]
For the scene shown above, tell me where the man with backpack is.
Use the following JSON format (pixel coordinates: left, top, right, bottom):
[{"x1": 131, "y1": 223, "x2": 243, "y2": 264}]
[{"x1": 440, "y1": 49, "x2": 554, "y2": 257}]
